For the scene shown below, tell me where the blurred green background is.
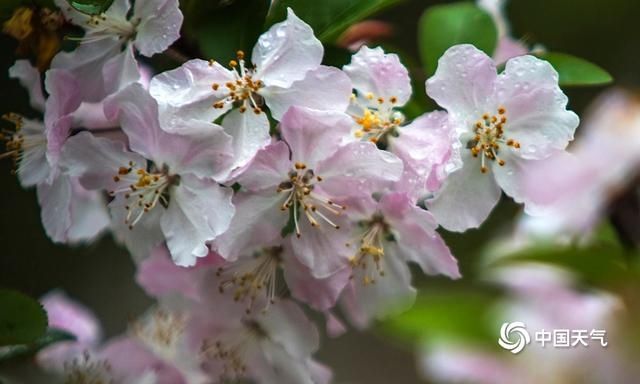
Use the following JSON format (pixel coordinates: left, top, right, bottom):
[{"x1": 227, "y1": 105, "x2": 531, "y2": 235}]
[{"x1": 1, "y1": 0, "x2": 639, "y2": 382}]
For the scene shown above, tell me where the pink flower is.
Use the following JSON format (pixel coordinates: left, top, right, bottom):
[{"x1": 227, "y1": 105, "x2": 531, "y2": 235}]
[
  {"x1": 425, "y1": 44, "x2": 579, "y2": 231},
  {"x1": 191, "y1": 277, "x2": 327, "y2": 384},
  {"x1": 339, "y1": 193, "x2": 459, "y2": 326},
  {"x1": 524, "y1": 89, "x2": 640, "y2": 235},
  {"x1": 37, "y1": 292, "x2": 102, "y2": 372},
  {"x1": 343, "y1": 46, "x2": 459, "y2": 198},
  {"x1": 61, "y1": 84, "x2": 235, "y2": 266},
  {"x1": 149, "y1": 9, "x2": 352, "y2": 170},
  {"x1": 214, "y1": 106, "x2": 403, "y2": 278},
  {"x1": 4, "y1": 61, "x2": 110, "y2": 244},
  {"x1": 420, "y1": 263, "x2": 624, "y2": 384},
  {"x1": 52, "y1": 0, "x2": 182, "y2": 101},
  {"x1": 476, "y1": 0, "x2": 529, "y2": 63}
]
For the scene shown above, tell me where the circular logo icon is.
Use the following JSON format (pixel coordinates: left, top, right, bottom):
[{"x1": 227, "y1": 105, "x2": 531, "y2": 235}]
[{"x1": 498, "y1": 322, "x2": 531, "y2": 354}]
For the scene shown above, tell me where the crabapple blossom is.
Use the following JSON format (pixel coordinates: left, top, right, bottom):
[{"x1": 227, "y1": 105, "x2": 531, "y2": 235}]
[
  {"x1": 476, "y1": 0, "x2": 529, "y2": 63},
  {"x1": 37, "y1": 291, "x2": 102, "y2": 372},
  {"x1": 149, "y1": 8, "x2": 352, "y2": 171},
  {"x1": 3, "y1": 61, "x2": 110, "y2": 243},
  {"x1": 425, "y1": 44, "x2": 579, "y2": 231},
  {"x1": 523, "y1": 89, "x2": 640, "y2": 236},
  {"x1": 214, "y1": 106, "x2": 403, "y2": 278},
  {"x1": 192, "y1": 276, "x2": 328, "y2": 384},
  {"x1": 60, "y1": 84, "x2": 235, "y2": 266},
  {"x1": 52, "y1": 0, "x2": 182, "y2": 101},
  {"x1": 420, "y1": 263, "x2": 624, "y2": 384},
  {"x1": 343, "y1": 46, "x2": 459, "y2": 198},
  {"x1": 35, "y1": 291, "x2": 206, "y2": 384},
  {"x1": 135, "y1": 245, "x2": 331, "y2": 384},
  {"x1": 340, "y1": 192, "x2": 460, "y2": 326}
]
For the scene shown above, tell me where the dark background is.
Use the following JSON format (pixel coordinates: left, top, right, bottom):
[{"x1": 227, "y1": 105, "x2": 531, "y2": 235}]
[{"x1": 1, "y1": 0, "x2": 639, "y2": 382}]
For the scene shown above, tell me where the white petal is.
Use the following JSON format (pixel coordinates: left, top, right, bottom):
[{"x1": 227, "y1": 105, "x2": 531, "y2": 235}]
[
  {"x1": 252, "y1": 8, "x2": 323, "y2": 88},
  {"x1": 427, "y1": 153, "x2": 502, "y2": 232},
  {"x1": 263, "y1": 66, "x2": 352, "y2": 120},
  {"x1": 9, "y1": 60, "x2": 45, "y2": 111},
  {"x1": 221, "y1": 109, "x2": 271, "y2": 172},
  {"x1": 60, "y1": 131, "x2": 144, "y2": 191},
  {"x1": 316, "y1": 142, "x2": 403, "y2": 198},
  {"x1": 213, "y1": 192, "x2": 285, "y2": 261},
  {"x1": 161, "y1": 176, "x2": 234, "y2": 266},
  {"x1": 496, "y1": 55, "x2": 580, "y2": 159},
  {"x1": 16, "y1": 119, "x2": 49, "y2": 188},
  {"x1": 37, "y1": 176, "x2": 72, "y2": 243},
  {"x1": 426, "y1": 44, "x2": 497, "y2": 122},
  {"x1": 133, "y1": 0, "x2": 183, "y2": 57},
  {"x1": 65, "y1": 178, "x2": 110, "y2": 243},
  {"x1": 346, "y1": 245, "x2": 416, "y2": 325},
  {"x1": 259, "y1": 300, "x2": 319, "y2": 357},
  {"x1": 149, "y1": 59, "x2": 234, "y2": 128}
]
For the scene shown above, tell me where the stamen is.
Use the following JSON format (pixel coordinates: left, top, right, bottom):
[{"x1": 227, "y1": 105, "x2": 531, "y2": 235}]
[
  {"x1": 467, "y1": 107, "x2": 519, "y2": 173},
  {"x1": 216, "y1": 247, "x2": 283, "y2": 314},
  {"x1": 211, "y1": 51, "x2": 265, "y2": 114},
  {"x1": 348, "y1": 215, "x2": 389, "y2": 285},
  {"x1": 201, "y1": 320, "x2": 267, "y2": 381},
  {"x1": 1, "y1": 113, "x2": 46, "y2": 175},
  {"x1": 108, "y1": 163, "x2": 177, "y2": 229},
  {"x1": 277, "y1": 163, "x2": 346, "y2": 237},
  {"x1": 350, "y1": 92, "x2": 404, "y2": 142}
]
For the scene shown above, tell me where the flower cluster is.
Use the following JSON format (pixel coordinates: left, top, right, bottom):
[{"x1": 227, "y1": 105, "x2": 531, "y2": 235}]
[{"x1": 2, "y1": 2, "x2": 581, "y2": 382}]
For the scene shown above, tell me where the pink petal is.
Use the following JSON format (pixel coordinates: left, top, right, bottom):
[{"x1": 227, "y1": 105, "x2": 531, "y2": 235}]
[
  {"x1": 280, "y1": 106, "x2": 353, "y2": 168},
  {"x1": 234, "y1": 141, "x2": 291, "y2": 192},
  {"x1": 380, "y1": 193, "x2": 460, "y2": 278},
  {"x1": 136, "y1": 245, "x2": 203, "y2": 301},
  {"x1": 344, "y1": 46, "x2": 412, "y2": 105}
]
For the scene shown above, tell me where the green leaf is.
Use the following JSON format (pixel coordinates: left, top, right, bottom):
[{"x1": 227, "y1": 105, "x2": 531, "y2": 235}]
[
  {"x1": 536, "y1": 52, "x2": 613, "y2": 87},
  {"x1": 381, "y1": 290, "x2": 498, "y2": 346},
  {"x1": 266, "y1": 0, "x2": 404, "y2": 43},
  {"x1": 0, "y1": 290, "x2": 47, "y2": 346},
  {"x1": 0, "y1": 328, "x2": 76, "y2": 363},
  {"x1": 66, "y1": 0, "x2": 114, "y2": 15},
  {"x1": 189, "y1": 0, "x2": 269, "y2": 61},
  {"x1": 418, "y1": 2, "x2": 498, "y2": 76},
  {"x1": 489, "y1": 242, "x2": 632, "y2": 289}
]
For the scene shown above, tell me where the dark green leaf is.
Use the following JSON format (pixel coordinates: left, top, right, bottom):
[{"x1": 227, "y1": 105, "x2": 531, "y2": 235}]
[
  {"x1": 536, "y1": 52, "x2": 613, "y2": 86},
  {"x1": 0, "y1": 290, "x2": 47, "y2": 346},
  {"x1": 0, "y1": 328, "x2": 76, "y2": 363},
  {"x1": 418, "y1": 2, "x2": 498, "y2": 76},
  {"x1": 189, "y1": 0, "x2": 269, "y2": 61},
  {"x1": 266, "y1": 0, "x2": 404, "y2": 43},
  {"x1": 66, "y1": 0, "x2": 114, "y2": 15},
  {"x1": 281, "y1": 204, "x2": 297, "y2": 238}
]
